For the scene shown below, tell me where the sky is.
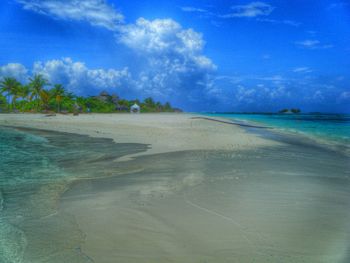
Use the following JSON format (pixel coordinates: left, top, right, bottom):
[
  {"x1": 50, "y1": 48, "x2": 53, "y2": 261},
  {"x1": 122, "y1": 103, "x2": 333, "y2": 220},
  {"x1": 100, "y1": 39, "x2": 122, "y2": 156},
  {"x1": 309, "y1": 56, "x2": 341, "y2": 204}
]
[{"x1": 0, "y1": 0, "x2": 349, "y2": 112}]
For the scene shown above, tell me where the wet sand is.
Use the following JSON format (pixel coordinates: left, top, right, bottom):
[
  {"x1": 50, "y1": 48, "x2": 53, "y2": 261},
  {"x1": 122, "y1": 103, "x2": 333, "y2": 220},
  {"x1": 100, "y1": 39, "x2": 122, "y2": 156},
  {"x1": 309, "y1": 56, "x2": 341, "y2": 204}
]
[
  {"x1": 60, "y1": 144, "x2": 350, "y2": 263},
  {"x1": 60, "y1": 140, "x2": 349, "y2": 262}
]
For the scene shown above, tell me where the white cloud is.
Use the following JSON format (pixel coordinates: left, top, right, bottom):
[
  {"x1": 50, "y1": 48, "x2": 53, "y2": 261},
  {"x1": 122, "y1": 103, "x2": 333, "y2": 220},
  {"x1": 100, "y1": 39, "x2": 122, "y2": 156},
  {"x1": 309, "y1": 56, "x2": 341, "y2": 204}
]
[
  {"x1": 16, "y1": 0, "x2": 124, "y2": 30},
  {"x1": 0, "y1": 63, "x2": 28, "y2": 82},
  {"x1": 181, "y1": 3, "x2": 299, "y2": 28},
  {"x1": 293, "y1": 67, "x2": 313, "y2": 73},
  {"x1": 295, "y1": 39, "x2": 333, "y2": 49},
  {"x1": 181, "y1": 7, "x2": 209, "y2": 13},
  {"x1": 339, "y1": 91, "x2": 350, "y2": 101},
  {"x1": 117, "y1": 18, "x2": 217, "y2": 106},
  {"x1": 222, "y1": 2, "x2": 274, "y2": 18},
  {"x1": 32, "y1": 58, "x2": 131, "y2": 94},
  {"x1": 118, "y1": 18, "x2": 208, "y2": 57},
  {"x1": 1, "y1": 14, "x2": 219, "y2": 109},
  {"x1": 0, "y1": 52, "x2": 217, "y2": 109},
  {"x1": 306, "y1": 30, "x2": 317, "y2": 35},
  {"x1": 257, "y1": 18, "x2": 300, "y2": 27},
  {"x1": 312, "y1": 90, "x2": 324, "y2": 101}
]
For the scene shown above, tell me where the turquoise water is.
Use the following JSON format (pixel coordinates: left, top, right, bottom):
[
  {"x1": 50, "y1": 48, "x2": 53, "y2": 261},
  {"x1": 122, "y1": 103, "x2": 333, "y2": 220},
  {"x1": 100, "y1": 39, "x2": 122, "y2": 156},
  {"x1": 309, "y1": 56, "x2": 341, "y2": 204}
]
[
  {"x1": 205, "y1": 113, "x2": 350, "y2": 146},
  {"x1": 0, "y1": 126, "x2": 148, "y2": 263}
]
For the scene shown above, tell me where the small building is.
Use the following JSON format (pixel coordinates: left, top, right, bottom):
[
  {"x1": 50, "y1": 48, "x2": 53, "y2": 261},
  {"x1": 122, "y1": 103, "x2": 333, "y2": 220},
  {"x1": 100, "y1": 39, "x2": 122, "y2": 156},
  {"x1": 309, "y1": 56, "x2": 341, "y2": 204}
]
[
  {"x1": 96, "y1": 91, "x2": 110, "y2": 103},
  {"x1": 130, "y1": 103, "x2": 140, "y2": 113}
]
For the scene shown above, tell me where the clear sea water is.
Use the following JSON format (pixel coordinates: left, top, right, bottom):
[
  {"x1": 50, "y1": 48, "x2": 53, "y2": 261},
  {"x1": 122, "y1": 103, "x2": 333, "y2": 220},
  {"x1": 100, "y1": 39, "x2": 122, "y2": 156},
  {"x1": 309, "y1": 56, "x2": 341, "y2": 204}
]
[
  {"x1": 204, "y1": 113, "x2": 350, "y2": 147},
  {"x1": 0, "y1": 126, "x2": 148, "y2": 262}
]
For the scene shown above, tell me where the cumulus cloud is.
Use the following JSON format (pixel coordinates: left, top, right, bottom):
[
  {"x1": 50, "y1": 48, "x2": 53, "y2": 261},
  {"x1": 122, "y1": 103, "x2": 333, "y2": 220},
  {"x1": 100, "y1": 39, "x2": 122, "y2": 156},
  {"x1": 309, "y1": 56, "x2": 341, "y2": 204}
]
[
  {"x1": 117, "y1": 18, "x2": 217, "y2": 108},
  {"x1": 210, "y1": 72, "x2": 350, "y2": 112},
  {"x1": 15, "y1": 0, "x2": 124, "y2": 30},
  {"x1": 0, "y1": 51, "x2": 217, "y2": 110},
  {"x1": 0, "y1": 63, "x2": 28, "y2": 82},
  {"x1": 1, "y1": 12, "x2": 219, "y2": 109},
  {"x1": 0, "y1": 59, "x2": 132, "y2": 95},
  {"x1": 222, "y1": 2, "x2": 275, "y2": 18},
  {"x1": 32, "y1": 57, "x2": 131, "y2": 94},
  {"x1": 233, "y1": 84, "x2": 290, "y2": 106},
  {"x1": 119, "y1": 18, "x2": 210, "y2": 59}
]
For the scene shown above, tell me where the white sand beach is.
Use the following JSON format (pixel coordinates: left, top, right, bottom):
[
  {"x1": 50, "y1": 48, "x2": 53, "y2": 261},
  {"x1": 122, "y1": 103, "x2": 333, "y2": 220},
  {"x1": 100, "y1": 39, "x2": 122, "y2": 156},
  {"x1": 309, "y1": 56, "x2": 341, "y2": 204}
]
[{"x1": 0, "y1": 113, "x2": 278, "y2": 160}]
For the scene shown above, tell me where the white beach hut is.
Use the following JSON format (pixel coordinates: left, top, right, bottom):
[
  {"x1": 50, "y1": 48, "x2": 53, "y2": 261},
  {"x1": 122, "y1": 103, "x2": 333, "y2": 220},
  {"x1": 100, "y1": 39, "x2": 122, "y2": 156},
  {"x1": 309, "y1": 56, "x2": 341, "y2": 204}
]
[{"x1": 130, "y1": 103, "x2": 141, "y2": 113}]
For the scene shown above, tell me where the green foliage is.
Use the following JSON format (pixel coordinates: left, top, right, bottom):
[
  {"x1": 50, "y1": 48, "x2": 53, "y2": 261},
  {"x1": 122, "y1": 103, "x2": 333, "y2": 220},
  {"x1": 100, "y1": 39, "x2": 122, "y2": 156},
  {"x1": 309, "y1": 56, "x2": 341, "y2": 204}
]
[
  {"x1": 0, "y1": 75, "x2": 180, "y2": 113},
  {"x1": 81, "y1": 97, "x2": 116, "y2": 113},
  {"x1": 278, "y1": 109, "x2": 289, "y2": 113},
  {"x1": 140, "y1": 97, "x2": 175, "y2": 113},
  {"x1": 0, "y1": 94, "x2": 7, "y2": 112},
  {"x1": 0, "y1": 77, "x2": 22, "y2": 111},
  {"x1": 291, "y1": 108, "x2": 301, "y2": 113},
  {"x1": 278, "y1": 108, "x2": 301, "y2": 114}
]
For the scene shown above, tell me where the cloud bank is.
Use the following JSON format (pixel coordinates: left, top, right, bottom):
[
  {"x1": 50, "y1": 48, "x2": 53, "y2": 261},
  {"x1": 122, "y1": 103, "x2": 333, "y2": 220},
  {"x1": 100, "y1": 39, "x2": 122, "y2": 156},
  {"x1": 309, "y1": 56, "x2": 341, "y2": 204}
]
[{"x1": 0, "y1": 63, "x2": 28, "y2": 82}]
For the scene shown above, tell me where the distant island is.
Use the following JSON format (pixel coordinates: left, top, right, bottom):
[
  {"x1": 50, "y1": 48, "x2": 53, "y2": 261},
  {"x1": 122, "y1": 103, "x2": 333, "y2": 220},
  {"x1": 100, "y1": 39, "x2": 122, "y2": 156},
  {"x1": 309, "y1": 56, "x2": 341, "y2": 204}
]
[
  {"x1": 0, "y1": 75, "x2": 181, "y2": 113},
  {"x1": 278, "y1": 108, "x2": 301, "y2": 114}
]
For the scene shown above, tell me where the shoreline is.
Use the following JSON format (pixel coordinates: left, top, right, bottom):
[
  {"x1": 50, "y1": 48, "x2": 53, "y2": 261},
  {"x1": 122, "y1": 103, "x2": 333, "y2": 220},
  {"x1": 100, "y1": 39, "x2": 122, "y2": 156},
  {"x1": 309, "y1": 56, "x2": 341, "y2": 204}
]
[
  {"x1": 1, "y1": 113, "x2": 346, "y2": 159},
  {"x1": 0, "y1": 113, "x2": 280, "y2": 161}
]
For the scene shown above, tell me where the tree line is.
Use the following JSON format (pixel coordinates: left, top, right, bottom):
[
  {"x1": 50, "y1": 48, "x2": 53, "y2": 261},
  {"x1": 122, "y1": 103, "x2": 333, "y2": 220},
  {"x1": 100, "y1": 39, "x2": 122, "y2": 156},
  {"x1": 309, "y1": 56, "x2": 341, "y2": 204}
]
[{"x1": 0, "y1": 75, "x2": 179, "y2": 113}]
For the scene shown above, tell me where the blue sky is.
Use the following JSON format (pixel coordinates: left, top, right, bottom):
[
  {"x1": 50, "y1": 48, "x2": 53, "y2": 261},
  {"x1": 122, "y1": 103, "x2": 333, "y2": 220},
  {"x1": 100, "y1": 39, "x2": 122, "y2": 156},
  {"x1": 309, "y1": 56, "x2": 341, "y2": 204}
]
[{"x1": 0, "y1": 0, "x2": 349, "y2": 112}]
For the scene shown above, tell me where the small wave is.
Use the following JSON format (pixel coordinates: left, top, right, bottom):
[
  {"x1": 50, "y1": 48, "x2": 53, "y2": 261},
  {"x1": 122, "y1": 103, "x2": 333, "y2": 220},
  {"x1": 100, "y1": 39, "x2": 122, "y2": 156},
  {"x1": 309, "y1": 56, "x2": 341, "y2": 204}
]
[
  {"x1": 0, "y1": 189, "x2": 27, "y2": 263},
  {"x1": 0, "y1": 219, "x2": 27, "y2": 263}
]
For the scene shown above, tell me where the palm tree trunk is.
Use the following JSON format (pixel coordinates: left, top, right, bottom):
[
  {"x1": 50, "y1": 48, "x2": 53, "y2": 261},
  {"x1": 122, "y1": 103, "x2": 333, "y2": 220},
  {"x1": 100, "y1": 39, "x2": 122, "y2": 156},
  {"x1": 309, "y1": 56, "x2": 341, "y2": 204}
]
[
  {"x1": 36, "y1": 95, "x2": 39, "y2": 112},
  {"x1": 12, "y1": 97, "x2": 16, "y2": 111},
  {"x1": 7, "y1": 94, "x2": 10, "y2": 112}
]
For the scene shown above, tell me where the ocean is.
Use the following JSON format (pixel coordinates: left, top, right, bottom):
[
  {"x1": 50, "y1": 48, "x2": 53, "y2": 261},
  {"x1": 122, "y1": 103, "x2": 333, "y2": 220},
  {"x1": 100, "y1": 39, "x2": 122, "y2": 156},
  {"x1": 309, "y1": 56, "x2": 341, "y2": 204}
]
[{"x1": 204, "y1": 113, "x2": 350, "y2": 147}]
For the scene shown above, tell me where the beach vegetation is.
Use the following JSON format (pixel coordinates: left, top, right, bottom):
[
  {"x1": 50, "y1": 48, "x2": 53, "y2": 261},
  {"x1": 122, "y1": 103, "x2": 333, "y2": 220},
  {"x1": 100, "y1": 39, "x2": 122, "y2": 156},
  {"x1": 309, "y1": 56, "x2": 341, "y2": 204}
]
[
  {"x1": 0, "y1": 76, "x2": 180, "y2": 113},
  {"x1": 278, "y1": 108, "x2": 301, "y2": 114},
  {"x1": 291, "y1": 108, "x2": 301, "y2": 114},
  {"x1": 0, "y1": 77, "x2": 22, "y2": 111}
]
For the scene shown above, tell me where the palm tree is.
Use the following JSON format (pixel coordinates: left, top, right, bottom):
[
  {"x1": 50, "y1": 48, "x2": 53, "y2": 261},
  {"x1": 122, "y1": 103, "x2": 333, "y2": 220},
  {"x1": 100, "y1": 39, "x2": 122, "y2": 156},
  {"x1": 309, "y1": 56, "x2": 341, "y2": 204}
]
[
  {"x1": 29, "y1": 74, "x2": 49, "y2": 111},
  {"x1": 10, "y1": 84, "x2": 22, "y2": 111},
  {"x1": 0, "y1": 77, "x2": 21, "y2": 112},
  {"x1": 50, "y1": 84, "x2": 65, "y2": 112},
  {"x1": 20, "y1": 85, "x2": 31, "y2": 101},
  {"x1": 40, "y1": 90, "x2": 51, "y2": 111}
]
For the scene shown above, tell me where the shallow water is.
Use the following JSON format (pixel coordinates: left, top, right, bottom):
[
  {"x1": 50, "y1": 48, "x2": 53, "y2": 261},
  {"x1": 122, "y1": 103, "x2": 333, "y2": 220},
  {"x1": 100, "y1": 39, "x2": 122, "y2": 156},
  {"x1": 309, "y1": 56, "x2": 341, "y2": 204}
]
[
  {"x1": 205, "y1": 113, "x2": 350, "y2": 147},
  {"x1": 1, "y1": 125, "x2": 349, "y2": 262},
  {"x1": 0, "y1": 126, "x2": 148, "y2": 263}
]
